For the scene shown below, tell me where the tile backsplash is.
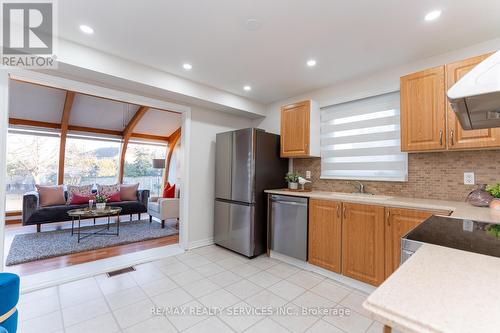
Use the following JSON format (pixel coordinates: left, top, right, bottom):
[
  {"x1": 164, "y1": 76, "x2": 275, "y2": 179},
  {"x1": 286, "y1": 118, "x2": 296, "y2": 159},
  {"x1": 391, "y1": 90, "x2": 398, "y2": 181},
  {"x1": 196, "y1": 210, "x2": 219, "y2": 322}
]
[{"x1": 293, "y1": 150, "x2": 500, "y2": 202}]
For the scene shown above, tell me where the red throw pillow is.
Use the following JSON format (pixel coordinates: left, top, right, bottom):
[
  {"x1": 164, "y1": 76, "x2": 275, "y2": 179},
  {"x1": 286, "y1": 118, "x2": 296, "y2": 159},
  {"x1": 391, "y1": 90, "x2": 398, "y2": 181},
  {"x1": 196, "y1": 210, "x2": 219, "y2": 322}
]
[
  {"x1": 165, "y1": 184, "x2": 176, "y2": 198},
  {"x1": 107, "y1": 191, "x2": 121, "y2": 202},
  {"x1": 70, "y1": 193, "x2": 95, "y2": 205},
  {"x1": 162, "y1": 182, "x2": 172, "y2": 198}
]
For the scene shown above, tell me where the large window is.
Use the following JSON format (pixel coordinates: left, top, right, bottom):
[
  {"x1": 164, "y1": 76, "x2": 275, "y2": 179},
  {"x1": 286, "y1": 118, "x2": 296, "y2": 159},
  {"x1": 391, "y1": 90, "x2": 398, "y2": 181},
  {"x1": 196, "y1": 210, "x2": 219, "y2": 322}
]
[
  {"x1": 320, "y1": 92, "x2": 407, "y2": 181},
  {"x1": 64, "y1": 135, "x2": 121, "y2": 186},
  {"x1": 123, "y1": 141, "x2": 167, "y2": 196},
  {"x1": 6, "y1": 130, "x2": 59, "y2": 211}
]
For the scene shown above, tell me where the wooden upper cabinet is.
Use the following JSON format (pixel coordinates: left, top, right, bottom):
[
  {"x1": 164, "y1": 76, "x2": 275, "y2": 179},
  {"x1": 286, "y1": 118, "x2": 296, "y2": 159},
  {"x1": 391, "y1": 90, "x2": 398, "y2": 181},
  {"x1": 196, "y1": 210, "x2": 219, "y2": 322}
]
[
  {"x1": 400, "y1": 66, "x2": 447, "y2": 152},
  {"x1": 384, "y1": 208, "x2": 434, "y2": 278},
  {"x1": 308, "y1": 199, "x2": 342, "y2": 273},
  {"x1": 341, "y1": 203, "x2": 385, "y2": 286},
  {"x1": 446, "y1": 53, "x2": 500, "y2": 150},
  {"x1": 280, "y1": 100, "x2": 320, "y2": 158}
]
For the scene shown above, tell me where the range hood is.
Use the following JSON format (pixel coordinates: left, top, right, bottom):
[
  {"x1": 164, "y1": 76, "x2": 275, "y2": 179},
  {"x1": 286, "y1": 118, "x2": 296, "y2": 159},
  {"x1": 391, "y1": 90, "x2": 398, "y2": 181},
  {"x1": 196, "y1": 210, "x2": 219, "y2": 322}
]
[{"x1": 447, "y1": 51, "x2": 500, "y2": 130}]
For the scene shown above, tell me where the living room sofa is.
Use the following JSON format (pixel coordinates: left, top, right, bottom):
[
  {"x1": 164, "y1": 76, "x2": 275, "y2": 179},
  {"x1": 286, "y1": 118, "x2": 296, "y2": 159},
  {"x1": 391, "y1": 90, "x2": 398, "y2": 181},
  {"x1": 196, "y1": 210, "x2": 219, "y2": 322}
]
[{"x1": 22, "y1": 190, "x2": 150, "y2": 232}]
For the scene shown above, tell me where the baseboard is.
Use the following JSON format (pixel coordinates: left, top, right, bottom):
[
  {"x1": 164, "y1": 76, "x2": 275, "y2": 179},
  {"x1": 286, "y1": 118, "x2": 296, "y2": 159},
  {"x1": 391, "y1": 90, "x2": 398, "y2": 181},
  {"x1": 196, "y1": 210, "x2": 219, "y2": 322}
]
[
  {"x1": 269, "y1": 251, "x2": 376, "y2": 295},
  {"x1": 187, "y1": 237, "x2": 214, "y2": 250}
]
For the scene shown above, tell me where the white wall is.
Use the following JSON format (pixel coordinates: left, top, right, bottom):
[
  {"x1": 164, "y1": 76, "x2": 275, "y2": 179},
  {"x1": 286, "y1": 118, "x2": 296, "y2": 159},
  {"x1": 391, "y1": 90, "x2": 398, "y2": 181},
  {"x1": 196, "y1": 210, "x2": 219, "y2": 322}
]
[
  {"x1": 255, "y1": 37, "x2": 500, "y2": 133},
  {"x1": 0, "y1": 72, "x2": 8, "y2": 269},
  {"x1": 187, "y1": 107, "x2": 253, "y2": 247}
]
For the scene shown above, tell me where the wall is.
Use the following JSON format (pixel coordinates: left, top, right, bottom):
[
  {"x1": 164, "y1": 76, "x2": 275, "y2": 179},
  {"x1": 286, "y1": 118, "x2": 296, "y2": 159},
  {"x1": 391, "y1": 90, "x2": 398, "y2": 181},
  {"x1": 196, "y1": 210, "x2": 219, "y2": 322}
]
[
  {"x1": 294, "y1": 151, "x2": 500, "y2": 201},
  {"x1": 0, "y1": 72, "x2": 8, "y2": 268},
  {"x1": 187, "y1": 107, "x2": 253, "y2": 247},
  {"x1": 253, "y1": 37, "x2": 500, "y2": 202}
]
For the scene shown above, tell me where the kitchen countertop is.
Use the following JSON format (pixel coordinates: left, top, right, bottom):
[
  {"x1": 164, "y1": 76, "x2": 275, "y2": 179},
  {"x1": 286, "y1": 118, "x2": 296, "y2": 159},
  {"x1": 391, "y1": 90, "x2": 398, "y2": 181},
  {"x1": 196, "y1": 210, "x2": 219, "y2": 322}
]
[
  {"x1": 264, "y1": 189, "x2": 500, "y2": 224},
  {"x1": 362, "y1": 244, "x2": 500, "y2": 333}
]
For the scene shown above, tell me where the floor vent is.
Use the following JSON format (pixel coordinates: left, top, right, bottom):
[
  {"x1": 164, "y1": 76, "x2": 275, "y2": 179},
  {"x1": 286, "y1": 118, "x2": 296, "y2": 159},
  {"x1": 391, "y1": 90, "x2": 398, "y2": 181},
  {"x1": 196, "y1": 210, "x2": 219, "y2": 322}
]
[{"x1": 106, "y1": 266, "x2": 136, "y2": 277}]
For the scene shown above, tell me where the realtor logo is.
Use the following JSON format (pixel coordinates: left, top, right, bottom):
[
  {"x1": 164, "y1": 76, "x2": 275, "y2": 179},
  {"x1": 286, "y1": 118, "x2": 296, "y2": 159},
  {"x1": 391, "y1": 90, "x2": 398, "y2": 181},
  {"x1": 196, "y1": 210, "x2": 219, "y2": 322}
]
[{"x1": 1, "y1": 0, "x2": 57, "y2": 68}]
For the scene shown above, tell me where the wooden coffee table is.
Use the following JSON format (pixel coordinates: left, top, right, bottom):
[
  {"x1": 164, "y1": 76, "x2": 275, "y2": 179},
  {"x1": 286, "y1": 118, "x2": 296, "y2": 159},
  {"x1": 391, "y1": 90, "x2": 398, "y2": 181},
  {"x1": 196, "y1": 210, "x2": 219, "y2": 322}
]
[{"x1": 67, "y1": 207, "x2": 122, "y2": 243}]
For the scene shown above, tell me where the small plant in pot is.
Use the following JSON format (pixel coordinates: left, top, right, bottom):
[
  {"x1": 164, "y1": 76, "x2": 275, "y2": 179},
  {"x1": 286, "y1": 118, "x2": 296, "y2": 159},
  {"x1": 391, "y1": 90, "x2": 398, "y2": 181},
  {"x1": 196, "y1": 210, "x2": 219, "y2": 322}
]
[
  {"x1": 95, "y1": 194, "x2": 108, "y2": 211},
  {"x1": 285, "y1": 172, "x2": 300, "y2": 190}
]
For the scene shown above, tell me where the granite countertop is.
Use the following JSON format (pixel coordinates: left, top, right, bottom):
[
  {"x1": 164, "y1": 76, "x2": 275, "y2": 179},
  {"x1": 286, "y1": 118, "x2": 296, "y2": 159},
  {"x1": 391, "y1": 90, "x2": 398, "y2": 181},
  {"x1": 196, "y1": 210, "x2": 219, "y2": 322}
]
[
  {"x1": 362, "y1": 244, "x2": 500, "y2": 333},
  {"x1": 264, "y1": 189, "x2": 500, "y2": 224}
]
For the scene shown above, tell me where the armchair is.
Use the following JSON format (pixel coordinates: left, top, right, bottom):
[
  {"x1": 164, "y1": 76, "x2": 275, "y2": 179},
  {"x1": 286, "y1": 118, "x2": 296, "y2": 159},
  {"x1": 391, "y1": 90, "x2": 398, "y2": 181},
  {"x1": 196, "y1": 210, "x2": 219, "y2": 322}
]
[{"x1": 148, "y1": 196, "x2": 179, "y2": 228}]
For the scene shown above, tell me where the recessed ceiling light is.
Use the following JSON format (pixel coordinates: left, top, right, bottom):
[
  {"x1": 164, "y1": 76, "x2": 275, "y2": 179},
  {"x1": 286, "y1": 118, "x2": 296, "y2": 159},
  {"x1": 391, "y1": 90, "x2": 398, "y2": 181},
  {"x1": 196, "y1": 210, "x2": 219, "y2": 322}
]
[
  {"x1": 182, "y1": 63, "x2": 192, "y2": 70},
  {"x1": 424, "y1": 10, "x2": 441, "y2": 21},
  {"x1": 79, "y1": 24, "x2": 94, "y2": 34},
  {"x1": 243, "y1": 85, "x2": 252, "y2": 91},
  {"x1": 307, "y1": 59, "x2": 317, "y2": 67}
]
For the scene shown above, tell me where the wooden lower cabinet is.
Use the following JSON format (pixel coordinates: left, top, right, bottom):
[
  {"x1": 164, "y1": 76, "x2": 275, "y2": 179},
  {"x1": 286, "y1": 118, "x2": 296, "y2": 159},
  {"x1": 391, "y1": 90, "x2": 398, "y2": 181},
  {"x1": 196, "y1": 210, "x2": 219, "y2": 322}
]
[
  {"x1": 384, "y1": 208, "x2": 449, "y2": 278},
  {"x1": 308, "y1": 199, "x2": 342, "y2": 273},
  {"x1": 307, "y1": 200, "x2": 451, "y2": 286},
  {"x1": 341, "y1": 203, "x2": 385, "y2": 286}
]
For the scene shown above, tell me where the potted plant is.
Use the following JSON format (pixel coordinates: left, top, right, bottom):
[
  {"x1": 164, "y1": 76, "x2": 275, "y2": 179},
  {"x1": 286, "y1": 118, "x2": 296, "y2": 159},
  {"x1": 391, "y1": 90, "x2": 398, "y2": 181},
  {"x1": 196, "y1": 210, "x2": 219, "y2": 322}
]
[
  {"x1": 285, "y1": 172, "x2": 300, "y2": 190},
  {"x1": 486, "y1": 183, "x2": 500, "y2": 210},
  {"x1": 95, "y1": 194, "x2": 108, "y2": 211}
]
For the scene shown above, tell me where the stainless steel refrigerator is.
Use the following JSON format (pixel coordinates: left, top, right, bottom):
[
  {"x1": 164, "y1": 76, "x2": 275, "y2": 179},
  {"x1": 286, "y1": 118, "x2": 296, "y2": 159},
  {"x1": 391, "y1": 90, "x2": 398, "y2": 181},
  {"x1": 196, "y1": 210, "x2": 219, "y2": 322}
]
[{"x1": 214, "y1": 128, "x2": 288, "y2": 258}]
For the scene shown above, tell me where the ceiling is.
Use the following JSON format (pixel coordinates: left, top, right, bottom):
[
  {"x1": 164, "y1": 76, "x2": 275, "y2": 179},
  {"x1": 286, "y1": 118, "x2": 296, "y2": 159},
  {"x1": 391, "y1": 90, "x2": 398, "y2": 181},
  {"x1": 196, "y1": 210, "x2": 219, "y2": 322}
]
[
  {"x1": 57, "y1": 0, "x2": 500, "y2": 103},
  {"x1": 9, "y1": 80, "x2": 182, "y2": 137}
]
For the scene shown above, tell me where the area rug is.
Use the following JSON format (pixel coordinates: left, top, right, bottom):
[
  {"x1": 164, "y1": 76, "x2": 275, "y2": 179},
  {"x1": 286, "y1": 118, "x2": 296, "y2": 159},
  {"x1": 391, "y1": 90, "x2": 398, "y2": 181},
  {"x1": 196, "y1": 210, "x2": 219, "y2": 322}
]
[{"x1": 6, "y1": 220, "x2": 178, "y2": 266}]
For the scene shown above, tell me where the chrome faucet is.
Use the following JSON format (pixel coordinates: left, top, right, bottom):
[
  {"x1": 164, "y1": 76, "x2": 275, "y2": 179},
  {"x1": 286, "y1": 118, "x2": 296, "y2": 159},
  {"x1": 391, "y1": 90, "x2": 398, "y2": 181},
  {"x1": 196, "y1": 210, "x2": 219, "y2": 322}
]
[{"x1": 348, "y1": 181, "x2": 365, "y2": 194}]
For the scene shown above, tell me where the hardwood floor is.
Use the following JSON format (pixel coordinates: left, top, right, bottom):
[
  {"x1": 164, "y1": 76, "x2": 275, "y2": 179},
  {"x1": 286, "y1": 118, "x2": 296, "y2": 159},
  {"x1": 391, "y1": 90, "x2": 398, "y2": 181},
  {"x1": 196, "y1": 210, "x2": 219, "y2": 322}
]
[{"x1": 3, "y1": 217, "x2": 179, "y2": 276}]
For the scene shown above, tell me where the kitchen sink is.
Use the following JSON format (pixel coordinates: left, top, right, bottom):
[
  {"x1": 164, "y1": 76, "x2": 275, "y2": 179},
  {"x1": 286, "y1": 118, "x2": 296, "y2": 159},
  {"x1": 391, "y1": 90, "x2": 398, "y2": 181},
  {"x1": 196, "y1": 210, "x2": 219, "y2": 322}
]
[{"x1": 328, "y1": 192, "x2": 393, "y2": 200}]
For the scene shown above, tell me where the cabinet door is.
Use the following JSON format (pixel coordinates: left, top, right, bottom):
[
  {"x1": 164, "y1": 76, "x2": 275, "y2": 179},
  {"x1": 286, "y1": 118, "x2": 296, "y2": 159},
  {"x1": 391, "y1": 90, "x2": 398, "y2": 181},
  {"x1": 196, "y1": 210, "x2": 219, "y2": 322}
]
[
  {"x1": 401, "y1": 66, "x2": 446, "y2": 152},
  {"x1": 308, "y1": 199, "x2": 342, "y2": 273},
  {"x1": 384, "y1": 208, "x2": 433, "y2": 278},
  {"x1": 280, "y1": 101, "x2": 310, "y2": 157},
  {"x1": 341, "y1": 203, "x2": 385, "y2": 286},
  {"x1": 446, "y1": 53, "x2": 500, "y2": 150}
]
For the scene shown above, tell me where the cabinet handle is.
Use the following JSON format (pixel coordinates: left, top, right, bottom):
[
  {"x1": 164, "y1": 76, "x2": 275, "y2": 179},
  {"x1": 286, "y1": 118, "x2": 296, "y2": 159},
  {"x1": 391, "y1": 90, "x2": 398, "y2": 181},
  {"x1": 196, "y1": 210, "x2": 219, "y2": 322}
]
[
  {"x1": 439, "y1": 130, "x2": 443, "y2": 146},
  {"x1": 450, "y1": 129, "x2": 454, "y2": 146},
  {"x1": 336, "y1": 205, "x2": 341, "y2": 218},
  {"x1": 386, "y1": 211, "x2": 391, "y2": 226},
  {"x1": 343, "y1": 206, "x2": 347, "y2": 219}
]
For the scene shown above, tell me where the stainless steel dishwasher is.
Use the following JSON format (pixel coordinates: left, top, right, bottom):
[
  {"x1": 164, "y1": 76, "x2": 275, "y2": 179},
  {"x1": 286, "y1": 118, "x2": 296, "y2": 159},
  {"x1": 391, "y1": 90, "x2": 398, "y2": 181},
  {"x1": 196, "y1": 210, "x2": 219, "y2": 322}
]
[{"x1": 269, "y1": 195, "x2": 308, "y2": 261}]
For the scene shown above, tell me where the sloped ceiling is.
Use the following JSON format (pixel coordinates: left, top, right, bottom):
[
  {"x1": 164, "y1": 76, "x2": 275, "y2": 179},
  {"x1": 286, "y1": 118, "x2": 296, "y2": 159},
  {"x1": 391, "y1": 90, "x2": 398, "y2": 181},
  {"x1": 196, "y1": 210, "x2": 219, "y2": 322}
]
[{"x1": 8, "y1": 80, "x2": 182, "y2": 137}]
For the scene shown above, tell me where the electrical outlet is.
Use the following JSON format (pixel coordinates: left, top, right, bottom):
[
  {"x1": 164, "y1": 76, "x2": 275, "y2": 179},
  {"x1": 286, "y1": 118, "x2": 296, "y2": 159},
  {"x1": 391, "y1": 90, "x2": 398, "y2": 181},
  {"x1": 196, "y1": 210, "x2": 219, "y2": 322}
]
[
  {"x1": 306, "y1": 170, "x2": 311, "y2": 179},
  {"x1": 464, "y1": 172, "x2": 475, "y2": 185}
]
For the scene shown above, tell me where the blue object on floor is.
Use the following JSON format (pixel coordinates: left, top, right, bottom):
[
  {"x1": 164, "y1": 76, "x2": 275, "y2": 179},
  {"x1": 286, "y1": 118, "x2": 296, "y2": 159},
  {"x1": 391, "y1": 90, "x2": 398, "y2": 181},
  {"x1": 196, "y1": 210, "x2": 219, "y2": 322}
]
[{"x1": 0, "y1": 273, "x2": 20, "y2": 333}]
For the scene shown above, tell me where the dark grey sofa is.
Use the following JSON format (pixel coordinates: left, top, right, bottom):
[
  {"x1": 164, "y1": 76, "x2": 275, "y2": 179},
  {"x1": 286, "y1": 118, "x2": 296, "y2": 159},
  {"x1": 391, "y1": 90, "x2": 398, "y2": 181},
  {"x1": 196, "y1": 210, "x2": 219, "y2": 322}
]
[{"x1": 22, "y1": 190, "x2": 150, "y2": 232}]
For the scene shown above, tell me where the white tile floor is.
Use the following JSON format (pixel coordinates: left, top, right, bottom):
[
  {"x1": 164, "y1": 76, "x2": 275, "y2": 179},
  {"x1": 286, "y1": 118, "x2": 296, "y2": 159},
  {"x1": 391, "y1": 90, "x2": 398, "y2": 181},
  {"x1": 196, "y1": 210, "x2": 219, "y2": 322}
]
[{"x1": 17, "y1": 245, "x2": 396, "y2": 333}]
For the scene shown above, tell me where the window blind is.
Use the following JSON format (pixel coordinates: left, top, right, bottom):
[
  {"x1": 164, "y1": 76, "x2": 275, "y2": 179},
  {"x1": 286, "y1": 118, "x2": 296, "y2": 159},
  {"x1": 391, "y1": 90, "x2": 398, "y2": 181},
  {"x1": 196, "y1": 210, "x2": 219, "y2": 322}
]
[{"x1": 320, "y1": 92, "x2": 407, "y2": 181}]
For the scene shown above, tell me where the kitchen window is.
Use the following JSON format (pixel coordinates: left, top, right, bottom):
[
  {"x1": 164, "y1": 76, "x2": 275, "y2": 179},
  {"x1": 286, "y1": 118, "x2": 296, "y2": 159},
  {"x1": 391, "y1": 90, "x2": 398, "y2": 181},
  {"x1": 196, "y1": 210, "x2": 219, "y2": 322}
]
[{"x1": 320, "y1": 91, "x2": 407, "y2": 181}]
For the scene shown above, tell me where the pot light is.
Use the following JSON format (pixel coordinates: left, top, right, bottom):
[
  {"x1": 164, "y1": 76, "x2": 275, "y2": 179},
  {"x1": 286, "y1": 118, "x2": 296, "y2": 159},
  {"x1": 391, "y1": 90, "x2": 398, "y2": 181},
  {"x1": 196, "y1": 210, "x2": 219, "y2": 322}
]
[
  {"x1": 424, "y1": 10, "x2": 441, "y2": 21},
  {"x1": 182, "y1": 63, "x2": 192, "y2": 70},
  {"x1": 307, "y1": 59, "x2": 317, "y2": 67},
  {"x1": 79, "y1": 24, "x2": 94, "y2": 34},
  {"x1": 243, "y1": 85, "x2": 252, "y2": 91}
]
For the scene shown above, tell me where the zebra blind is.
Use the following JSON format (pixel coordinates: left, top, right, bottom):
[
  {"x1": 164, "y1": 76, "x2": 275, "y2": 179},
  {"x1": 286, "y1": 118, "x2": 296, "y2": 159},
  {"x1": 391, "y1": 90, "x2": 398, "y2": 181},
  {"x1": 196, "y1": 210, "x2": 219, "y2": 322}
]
[{"x1": 320, "y1": 92, "x2": 407, "y2": 181}]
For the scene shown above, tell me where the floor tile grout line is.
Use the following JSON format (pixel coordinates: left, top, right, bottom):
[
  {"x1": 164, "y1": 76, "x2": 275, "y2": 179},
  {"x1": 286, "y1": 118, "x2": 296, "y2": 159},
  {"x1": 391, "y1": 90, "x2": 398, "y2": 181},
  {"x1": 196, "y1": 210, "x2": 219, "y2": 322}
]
[
  {"x1": 55, "y1": 285, "x2": 66, "y2": 333},
  {"x1": 99, "y1": 282, "x2": 130, "y2": 333}
]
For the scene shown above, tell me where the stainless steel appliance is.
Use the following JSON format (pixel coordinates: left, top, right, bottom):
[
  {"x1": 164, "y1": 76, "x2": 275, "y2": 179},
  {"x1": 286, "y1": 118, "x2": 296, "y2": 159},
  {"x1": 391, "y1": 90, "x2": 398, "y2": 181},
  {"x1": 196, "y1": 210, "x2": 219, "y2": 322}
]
[
  {"x1": 401, "y1": 215, "x2": 500, "y2": 264},
  {"x1": 447, "y1": 51, "x2": 500, "y2": 129},
  {"x1": 214, "y1": 128, "x2": 288, "y2": 257},
  {"x1": 269, "y1": 195, "x2": 308, "y2": 261}
]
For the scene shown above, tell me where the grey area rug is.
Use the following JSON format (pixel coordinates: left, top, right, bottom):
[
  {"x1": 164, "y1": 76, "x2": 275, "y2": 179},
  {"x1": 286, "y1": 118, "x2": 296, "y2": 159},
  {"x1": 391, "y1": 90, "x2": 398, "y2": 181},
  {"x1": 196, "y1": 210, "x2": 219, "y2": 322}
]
[{"x1": 6, "y1": 220, "x2": 178, "y2": 266}]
